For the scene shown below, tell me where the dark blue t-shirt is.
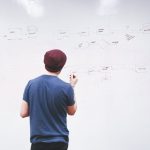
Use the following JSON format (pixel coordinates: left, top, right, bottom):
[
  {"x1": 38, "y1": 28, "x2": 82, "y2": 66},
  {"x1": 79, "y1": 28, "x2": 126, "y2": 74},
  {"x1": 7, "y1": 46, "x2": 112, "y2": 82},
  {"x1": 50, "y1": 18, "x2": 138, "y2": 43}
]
[{"x1": 23, "y1": 75, "x2": 75, "y2": 144}]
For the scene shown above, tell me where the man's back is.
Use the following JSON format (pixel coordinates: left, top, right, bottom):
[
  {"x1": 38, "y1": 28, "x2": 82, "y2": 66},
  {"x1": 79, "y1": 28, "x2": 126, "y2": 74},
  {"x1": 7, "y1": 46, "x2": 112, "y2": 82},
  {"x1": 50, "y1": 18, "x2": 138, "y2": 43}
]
[{"x1": 23, "y1": 75, "x2": 75, "y2": 144}]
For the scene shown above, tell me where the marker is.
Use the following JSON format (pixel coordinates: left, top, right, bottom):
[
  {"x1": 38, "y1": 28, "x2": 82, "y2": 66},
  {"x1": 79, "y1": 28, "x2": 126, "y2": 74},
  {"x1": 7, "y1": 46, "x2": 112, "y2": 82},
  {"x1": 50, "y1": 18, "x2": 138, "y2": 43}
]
[{"x1": 70, "y1": 74, "x2": 76, "y2": 78}]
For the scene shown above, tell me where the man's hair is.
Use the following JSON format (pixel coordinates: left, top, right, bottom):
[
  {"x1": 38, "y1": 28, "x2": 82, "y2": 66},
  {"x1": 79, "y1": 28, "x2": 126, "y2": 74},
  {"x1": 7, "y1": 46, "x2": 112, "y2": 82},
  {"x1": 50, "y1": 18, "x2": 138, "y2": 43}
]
[{"x1": 44, "y1": 49, "x2": 67, "y2": 72}]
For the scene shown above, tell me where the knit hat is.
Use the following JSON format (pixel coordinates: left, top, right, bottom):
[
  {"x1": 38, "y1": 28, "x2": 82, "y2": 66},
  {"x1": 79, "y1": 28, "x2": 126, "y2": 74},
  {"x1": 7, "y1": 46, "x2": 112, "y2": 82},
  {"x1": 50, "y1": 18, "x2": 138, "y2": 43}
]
[{"x1": 44, "y1": 49, "x2": 67, "y2": 72}]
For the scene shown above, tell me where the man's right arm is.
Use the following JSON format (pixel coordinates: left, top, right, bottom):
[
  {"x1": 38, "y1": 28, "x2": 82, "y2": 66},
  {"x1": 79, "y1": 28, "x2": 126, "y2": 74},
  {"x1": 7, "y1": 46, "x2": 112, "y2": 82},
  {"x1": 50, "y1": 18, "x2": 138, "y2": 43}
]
[{"x1": 67, "y1": 73, "x2": 78, "y2": 115}]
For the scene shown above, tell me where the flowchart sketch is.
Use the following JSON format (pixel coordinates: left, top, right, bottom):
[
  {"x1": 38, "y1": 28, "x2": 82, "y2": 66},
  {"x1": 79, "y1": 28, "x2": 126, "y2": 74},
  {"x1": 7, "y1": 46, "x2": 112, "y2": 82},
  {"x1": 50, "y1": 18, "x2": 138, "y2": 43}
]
[
  {"x1": 134, "y1": 66, "x2": 148, "y2": 73},
  {"x1": 141, "y1": 23, "x2": 150, "y2": 34},
  {"x1": 77, "y1": 28, "x2": 90, "y2": 37},
  {"x1": 55, "y1": 29, "x2": 70, "y2": 40},
  {"x1": 77, "y1": 41, "x2": 89, "y2": 49},
  {"x1": 95, "y1": 27, "x2": 106, "y2": 35},
  {"x1": 125, "y1": 34, "x2": 135, "y2": 41},
  {"x1": 7, "y1": 28, "x2": 23, "y2": 40},
  {"x1": 26, "y1": 25, "x2": 38, "y2": 38}
]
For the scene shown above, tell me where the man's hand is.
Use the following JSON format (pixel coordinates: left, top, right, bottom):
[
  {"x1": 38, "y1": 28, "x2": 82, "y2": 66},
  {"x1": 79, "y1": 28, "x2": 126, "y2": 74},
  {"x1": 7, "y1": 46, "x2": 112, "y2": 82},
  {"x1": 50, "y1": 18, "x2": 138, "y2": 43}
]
[{"x1": 69, "y1": 73, "x2": 78, "y2": 87}]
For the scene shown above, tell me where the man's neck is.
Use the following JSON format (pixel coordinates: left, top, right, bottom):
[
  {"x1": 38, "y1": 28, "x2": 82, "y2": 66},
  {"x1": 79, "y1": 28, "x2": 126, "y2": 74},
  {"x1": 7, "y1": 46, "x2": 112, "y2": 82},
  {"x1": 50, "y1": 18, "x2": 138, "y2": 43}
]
[{"x1": 46, "y1": 71, "x2": 60, "y2": 76}]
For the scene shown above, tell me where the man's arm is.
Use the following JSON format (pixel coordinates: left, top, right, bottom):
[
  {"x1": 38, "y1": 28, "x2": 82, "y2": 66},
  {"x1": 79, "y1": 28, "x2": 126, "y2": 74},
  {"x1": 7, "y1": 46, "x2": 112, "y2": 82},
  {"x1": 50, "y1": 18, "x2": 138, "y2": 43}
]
[
  {"x1": 20, "y1": 100, "x2": 29, "y2": 118},
  {"x1": 67, "y1": 73, "x2": 78, "y2": 115},
  {"x1": 67, "y1": 102, "x2": 77, "y2": 115}
]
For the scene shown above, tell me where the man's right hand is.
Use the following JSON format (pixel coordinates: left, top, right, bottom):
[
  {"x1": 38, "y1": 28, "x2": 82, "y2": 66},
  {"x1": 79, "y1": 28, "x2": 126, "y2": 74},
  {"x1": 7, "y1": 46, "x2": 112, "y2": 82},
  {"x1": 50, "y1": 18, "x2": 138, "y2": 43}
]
[{"x1": 69, "y1": 73, "x2": 78, "y2": 87}]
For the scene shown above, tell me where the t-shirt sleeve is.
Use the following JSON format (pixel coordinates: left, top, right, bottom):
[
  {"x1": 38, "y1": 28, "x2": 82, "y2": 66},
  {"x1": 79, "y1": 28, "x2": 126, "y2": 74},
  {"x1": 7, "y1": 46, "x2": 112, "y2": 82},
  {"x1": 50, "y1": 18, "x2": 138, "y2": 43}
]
[
  {"x1": 23, "y1": 81, "x2": 31, "y2": 103},
  {"x1": 66, "y1": 85, "x2": 75, "y2": 106}
]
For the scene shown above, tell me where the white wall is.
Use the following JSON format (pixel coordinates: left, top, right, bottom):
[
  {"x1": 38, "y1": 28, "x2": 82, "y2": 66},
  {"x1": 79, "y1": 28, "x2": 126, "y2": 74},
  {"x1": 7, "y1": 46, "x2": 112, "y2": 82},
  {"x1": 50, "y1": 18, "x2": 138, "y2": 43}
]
[{"x1": 0, "y1": 0, "x2": 150, "y2": 150}]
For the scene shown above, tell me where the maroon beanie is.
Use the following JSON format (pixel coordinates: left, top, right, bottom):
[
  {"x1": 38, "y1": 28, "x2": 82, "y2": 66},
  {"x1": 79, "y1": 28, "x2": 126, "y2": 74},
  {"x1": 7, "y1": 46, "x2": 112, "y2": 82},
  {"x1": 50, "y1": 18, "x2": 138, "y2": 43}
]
[{"x1": 44, "y1": 49, "x2": 67, "y2": 72}]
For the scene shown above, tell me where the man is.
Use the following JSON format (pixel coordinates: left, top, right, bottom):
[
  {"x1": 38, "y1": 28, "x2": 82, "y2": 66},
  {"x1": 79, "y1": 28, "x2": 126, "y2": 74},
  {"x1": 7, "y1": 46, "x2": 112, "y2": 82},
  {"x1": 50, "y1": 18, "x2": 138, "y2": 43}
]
[{"x1": 20, "y1": 49, "x2": 78, "y2": 150}]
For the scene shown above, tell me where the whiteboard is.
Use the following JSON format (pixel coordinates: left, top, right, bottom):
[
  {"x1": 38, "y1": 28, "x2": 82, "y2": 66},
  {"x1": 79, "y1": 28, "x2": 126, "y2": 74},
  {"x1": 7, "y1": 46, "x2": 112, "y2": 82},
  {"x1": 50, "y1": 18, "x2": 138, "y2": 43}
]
[{"x1": 0, "y1": 0, "x2": 150, "y2": 150}]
